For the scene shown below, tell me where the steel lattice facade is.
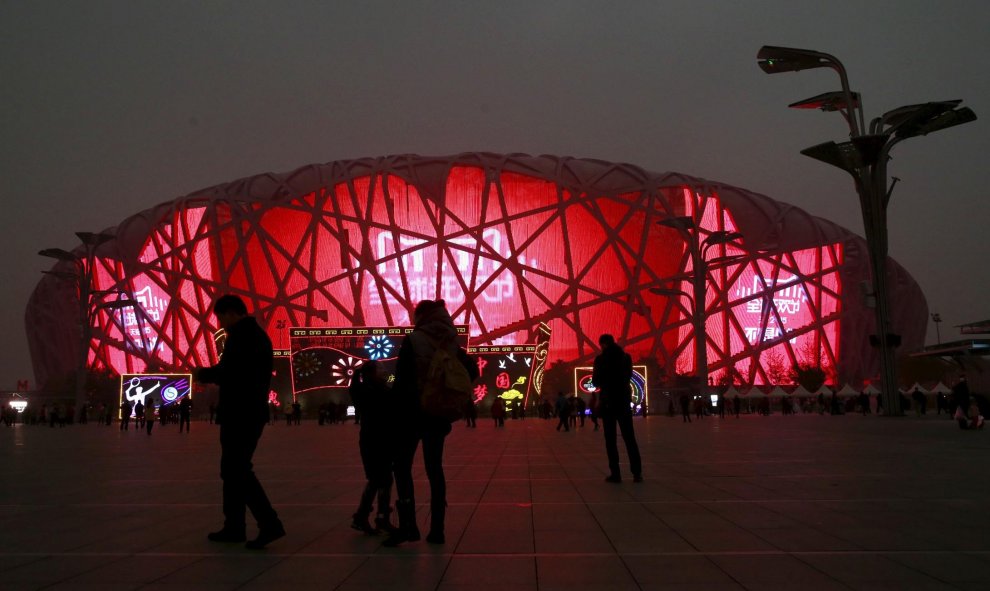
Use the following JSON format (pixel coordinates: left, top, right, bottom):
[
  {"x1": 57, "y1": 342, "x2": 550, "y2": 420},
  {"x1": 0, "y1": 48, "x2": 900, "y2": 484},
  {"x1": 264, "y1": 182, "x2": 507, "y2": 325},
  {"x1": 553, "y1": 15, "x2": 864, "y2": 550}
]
[{"x1": 27, "y1": 153, "x2": 928, "y2": 389}]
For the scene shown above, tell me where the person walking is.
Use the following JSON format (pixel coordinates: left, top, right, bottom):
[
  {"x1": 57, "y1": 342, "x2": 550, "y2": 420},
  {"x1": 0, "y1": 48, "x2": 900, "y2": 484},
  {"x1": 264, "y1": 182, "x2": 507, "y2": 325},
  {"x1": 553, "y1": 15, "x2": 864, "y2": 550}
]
[
  {"x1": 593, "y1": 334, "x2": 642, "y2": 483},
  {"x1": 385, "y1": 299, "x2": 478, "y2": 546},
  {"x1": 195, "y1": 295, "x2": 285, "y2": 550}
]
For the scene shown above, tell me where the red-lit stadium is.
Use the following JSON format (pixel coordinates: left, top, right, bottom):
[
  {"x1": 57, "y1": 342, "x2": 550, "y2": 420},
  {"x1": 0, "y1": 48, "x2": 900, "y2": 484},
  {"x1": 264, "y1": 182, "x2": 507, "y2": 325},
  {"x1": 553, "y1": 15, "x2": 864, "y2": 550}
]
[{"x1": 27, "y1": 153, "x2": 927, "y2": 403}]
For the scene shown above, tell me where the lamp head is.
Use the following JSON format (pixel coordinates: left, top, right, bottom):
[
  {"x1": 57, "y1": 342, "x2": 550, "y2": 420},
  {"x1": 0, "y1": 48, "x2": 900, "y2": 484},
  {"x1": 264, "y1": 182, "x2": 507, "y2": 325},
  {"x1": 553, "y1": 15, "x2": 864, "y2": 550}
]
[
  {"x1": 38, "y1": 247, "x2": 79, "y2": 262},
  {"x1": 757, "y1": 45, "x2": 834, "y2": 74}
]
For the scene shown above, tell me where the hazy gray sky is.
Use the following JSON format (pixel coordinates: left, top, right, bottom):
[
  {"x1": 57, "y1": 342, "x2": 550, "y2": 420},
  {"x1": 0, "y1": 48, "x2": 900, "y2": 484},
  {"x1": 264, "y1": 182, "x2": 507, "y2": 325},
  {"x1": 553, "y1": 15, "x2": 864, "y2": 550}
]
[{"x1": 2, "y1": 0, "x2": 987, "y2": 388}]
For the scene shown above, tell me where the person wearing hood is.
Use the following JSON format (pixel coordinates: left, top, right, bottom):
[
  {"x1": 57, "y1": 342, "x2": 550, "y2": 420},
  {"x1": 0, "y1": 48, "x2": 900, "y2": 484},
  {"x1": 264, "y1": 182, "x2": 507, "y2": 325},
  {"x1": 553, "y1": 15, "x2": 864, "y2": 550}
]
[
  {"x1": 385, "y1": 299, "x2": 478, "y2": 546},
  {"x1": 195, "y1": 295, "x2": 285, "y2": 550}
]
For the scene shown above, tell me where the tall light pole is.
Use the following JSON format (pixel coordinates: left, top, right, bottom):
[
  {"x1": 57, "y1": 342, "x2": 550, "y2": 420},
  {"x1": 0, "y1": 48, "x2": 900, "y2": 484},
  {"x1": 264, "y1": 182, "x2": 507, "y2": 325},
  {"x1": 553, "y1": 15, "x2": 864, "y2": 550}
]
[
  {"x1": 931, "y1": 312, "x2": 943, "y2": 345},
  {"x1": 757, "y1": 45, "x2": 976, "y2": 416},
  {"x1": 39, "y1": 231, "x2": 115, "y2": 422},
  {"x1": 653, "y1": 217, "x2": 742, "y2": 396}
]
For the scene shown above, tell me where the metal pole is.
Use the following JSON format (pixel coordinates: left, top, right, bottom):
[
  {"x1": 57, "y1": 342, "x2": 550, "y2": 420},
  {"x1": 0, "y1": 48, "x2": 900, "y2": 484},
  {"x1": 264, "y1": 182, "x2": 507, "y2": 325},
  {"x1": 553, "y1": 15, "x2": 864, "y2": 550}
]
[
  {"x1": 691, "y1": 241, "x2": 708, "y2": 397},
  {"x1": 868, "y1": 144, "x2": 901, "y2": 415},
  {"x1": 74, "y1": 251, "x2": 93, "y2": 423}
]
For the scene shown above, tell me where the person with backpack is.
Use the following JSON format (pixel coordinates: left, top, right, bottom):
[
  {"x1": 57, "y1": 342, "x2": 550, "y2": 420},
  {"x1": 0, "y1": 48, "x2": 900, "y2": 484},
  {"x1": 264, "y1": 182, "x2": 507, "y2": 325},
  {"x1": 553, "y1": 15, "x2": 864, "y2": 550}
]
[{"x1": 385, "y1": 299, "x2": 478, "y2": 546}]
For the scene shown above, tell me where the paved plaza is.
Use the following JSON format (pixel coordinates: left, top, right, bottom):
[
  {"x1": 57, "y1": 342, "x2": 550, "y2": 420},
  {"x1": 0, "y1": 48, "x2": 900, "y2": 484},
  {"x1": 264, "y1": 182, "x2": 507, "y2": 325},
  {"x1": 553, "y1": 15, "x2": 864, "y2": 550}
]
[{"x1": 2, "y1": 411, "x2": 990, "y2": 590}]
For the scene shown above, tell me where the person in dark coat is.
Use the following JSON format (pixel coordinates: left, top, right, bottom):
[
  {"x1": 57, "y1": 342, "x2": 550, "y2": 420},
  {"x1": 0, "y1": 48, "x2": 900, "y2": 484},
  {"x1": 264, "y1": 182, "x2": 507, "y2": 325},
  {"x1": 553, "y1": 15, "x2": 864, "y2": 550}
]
[
  {"x1": 593, "y1": 334, "x2": 642, "y2": 483},
  {"x1": 554, "y1": 391, "x2": 571, "y2": 432},
  {"x1": 952, "y1": 375, "x2": 971, "y2": 429},
  {"x1": 385, "y1": 299, "x2": 478, "y2": 546},
  {"x1": 195, "y1": 295, "x2": 284, "y2": 549},
  {"x1": 178, "y1": 396, "x2": 192, "y2": 432},
  {"x1": 348, "y1": 360, "x2": 397, "y2": 534}
]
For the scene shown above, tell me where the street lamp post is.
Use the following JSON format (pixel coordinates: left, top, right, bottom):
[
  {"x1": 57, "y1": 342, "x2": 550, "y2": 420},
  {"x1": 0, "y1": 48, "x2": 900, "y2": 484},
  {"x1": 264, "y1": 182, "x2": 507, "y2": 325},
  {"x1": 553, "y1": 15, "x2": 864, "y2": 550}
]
[
  {"x1": 757, "y1": 45, "x2": 976, "y2": 416},
  {"x1": 653, "y1": 217, "x2": 742, "y2": 397},
  {"x1": 931, "y1": 312, "x2": 942, "y2": 345},
  {"x1": 39, "y1": 231, "x2": 115, "y2": 422}
]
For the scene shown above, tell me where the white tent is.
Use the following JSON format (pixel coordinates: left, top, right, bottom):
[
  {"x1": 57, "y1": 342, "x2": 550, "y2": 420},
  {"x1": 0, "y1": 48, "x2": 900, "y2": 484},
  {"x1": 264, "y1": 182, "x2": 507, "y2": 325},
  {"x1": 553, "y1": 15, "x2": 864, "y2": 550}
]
[
  {"x1": 743, "y1": 386, "x2": 767, "y2": 398},
  {"x1": 791, "y1": 385, "x2": 815, "y2": 398},
  {"x1": 837, "y1": 384, "x2": 860, "y2": 397},
  {"x1": 724, "y1": 386, "x2": 742, "y2": 398},
  {"x1": 862, "y1": 384, "x2": 881, "y2": 395},
  {"x1": 767, "y1": 386, "x2": 790, "y2": 398},
  {"x1": 930, "y1": 382, "x2": 952, "y2": 394},
  {"x1": 906, "y1": 382, "x2": 928, "y2": 394},
  {"x1": 814, "y1": 385, "x2": 833, "y2": 396}
]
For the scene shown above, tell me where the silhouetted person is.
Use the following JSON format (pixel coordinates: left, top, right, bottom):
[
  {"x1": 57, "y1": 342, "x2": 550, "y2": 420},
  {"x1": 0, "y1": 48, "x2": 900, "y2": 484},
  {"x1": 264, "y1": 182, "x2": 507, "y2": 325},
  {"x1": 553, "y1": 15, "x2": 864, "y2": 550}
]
[
  {"x1": 144, "y1": 397, "x2": 156, "y2": 435},
  {"x1": 492, "y1": 397, "x2": 506, "y2": 427},
  {"x1": 912, "y1": 388, "x2": 926, "y2": 416},
  {"x1": 386, "y1": 299, "x2": 478, "y2": 546},
  {"x1": 588, "y1": 392, "x2": 600, "y2": 430},
  {"x1": 120, "y1": 401, "x2": 132, "y2": 430},
  {"x1": 179, "y1": 396, "x2": 191, "y2": 432},
  {"x1": 679, "y1": 393, "x2": 691, "y2": 423},
  {"x1": 464, "y1": 398, "x2": 478, "y2": 428},
  {"x1": 952, "y1": 375, "x2": 971, "y2": 429},
  {"x1": 348, "y1": 361, "x2": 397, "y2": 535},
  {"x1": 555, "y1": 391, "x2": 570, "y2": 432},
  {"x1": 593, "y1": 334, "x2": 642, "y2": 483},
  {"x1": 733, "y1": 394, "x2": 741, "y2": 418},
  {"x1": 135, "y1": 399, "x2": 145, "y2": 429},
  {"x1": 573, "y1": 394, "x2": 586, "y2": 427},
  {"x1": 859, "y1": 392, "x2": 870, "y2": 415},
  {"x1": 196, "y1": 294, "x2": 284, "y2": 550}
]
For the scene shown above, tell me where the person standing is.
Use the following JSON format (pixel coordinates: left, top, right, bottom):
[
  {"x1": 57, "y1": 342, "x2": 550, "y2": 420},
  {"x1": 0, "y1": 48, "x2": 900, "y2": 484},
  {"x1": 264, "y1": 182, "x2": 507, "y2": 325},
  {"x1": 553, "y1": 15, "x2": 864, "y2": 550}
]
[
  {"x1": 573, "y1": 394, "x2": 587, "y2": 427},
  {"x1": 178, "y1": 396, "x2": 192, "y2": 432},
  {"x1": 348, "y1": 360, "x2": 397, "y2": 534},
  {"x1": 588, "y1": 392, "x2": 600, "y2": 430},
  {"x1": 195, "y1": 295, "x2": 285, "y2": 550},
  {"x1": 593, "y1": 334, "x2": 642, "y2": 483},
  {"x1": 120, "y1": 400, "x2": 132, "y2": 431},
  {"x1": 554, "y1": 391, "x2": 570, "y2": 432},
  {"x1": 491, "y1": 397, "x2": 506, "y2": 427},
  {"x1": 679, "y1": 393, "x2": 692, "y2": 423},
  {"x1": 144, "y1": 397, "x2": 156, "y2": 435},
  {"x1": 386, "y1": 299, "x2": 477, "y2": 546},
  {"x1": 464, "y1": 398, "x2": 478, "y2": 428}
]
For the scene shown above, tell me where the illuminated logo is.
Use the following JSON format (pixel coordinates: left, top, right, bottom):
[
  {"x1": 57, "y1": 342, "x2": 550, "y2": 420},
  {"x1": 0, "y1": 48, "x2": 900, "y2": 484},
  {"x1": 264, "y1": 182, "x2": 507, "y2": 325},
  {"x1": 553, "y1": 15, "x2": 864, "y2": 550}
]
[
  {"x1": 364, "y1": 335, "x2": 394, "y2": 360},
  {"x1": 161, "y1": 385, "x2": 180, "y2": 403},
  {"x1": 331, "y1": 356, "x2": 363, "y2": 385}
]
